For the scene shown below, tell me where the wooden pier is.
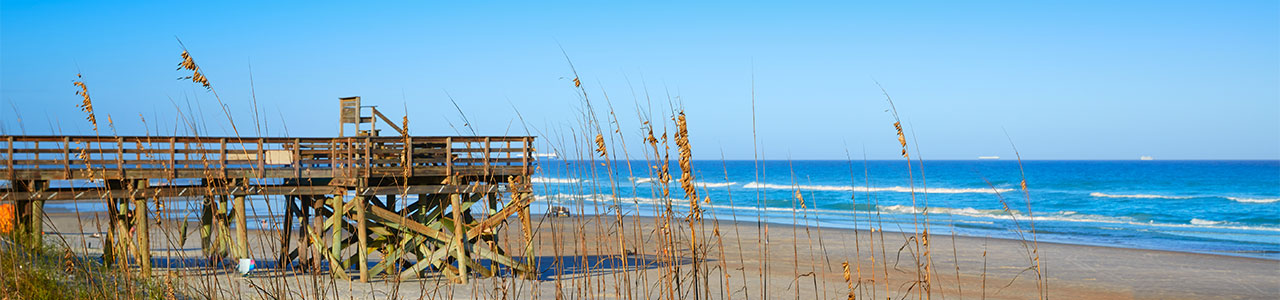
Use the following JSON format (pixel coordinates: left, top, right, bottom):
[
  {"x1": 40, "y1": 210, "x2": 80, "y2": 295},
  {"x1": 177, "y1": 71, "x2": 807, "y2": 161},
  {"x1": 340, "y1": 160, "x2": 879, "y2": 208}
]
[{"x1": 0, "y1": 133, "x2": 537, "y2": 282}]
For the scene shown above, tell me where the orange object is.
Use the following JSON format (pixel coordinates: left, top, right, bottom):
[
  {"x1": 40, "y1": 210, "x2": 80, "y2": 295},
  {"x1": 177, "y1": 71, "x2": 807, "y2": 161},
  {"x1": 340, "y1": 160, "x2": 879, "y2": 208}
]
[{"x1": 0, "y1": 203, "x2": 13, "y2": 234}]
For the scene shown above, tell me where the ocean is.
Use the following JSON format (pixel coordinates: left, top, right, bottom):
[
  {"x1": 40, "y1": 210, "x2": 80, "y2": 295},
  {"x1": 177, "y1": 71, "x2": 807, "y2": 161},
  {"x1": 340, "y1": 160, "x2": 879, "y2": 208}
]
[
  {"x1": 40, "y1": 160, "x2": 1279, "y2": 260},
  {"x1": 530, "y1": 159, "x2": 1280, "y2": 259}
]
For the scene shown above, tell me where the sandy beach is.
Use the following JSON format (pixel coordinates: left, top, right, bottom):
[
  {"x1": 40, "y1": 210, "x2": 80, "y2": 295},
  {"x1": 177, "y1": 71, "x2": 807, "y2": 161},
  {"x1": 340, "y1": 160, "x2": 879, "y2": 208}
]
[{"x1": 36, "y1": 210, "x2": 1279, "y2": 300}]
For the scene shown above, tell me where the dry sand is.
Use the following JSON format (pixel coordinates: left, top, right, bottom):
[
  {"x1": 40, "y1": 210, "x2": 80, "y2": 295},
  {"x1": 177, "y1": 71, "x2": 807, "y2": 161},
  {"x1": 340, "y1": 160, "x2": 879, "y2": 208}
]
[{"x1": 39, "y1": 210, "x2": 1280, "y2": 299}]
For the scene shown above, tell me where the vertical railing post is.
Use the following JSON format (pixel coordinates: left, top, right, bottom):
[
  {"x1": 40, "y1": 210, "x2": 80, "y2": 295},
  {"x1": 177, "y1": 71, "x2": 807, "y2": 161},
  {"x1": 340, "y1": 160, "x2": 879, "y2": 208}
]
[
  {"x1": 116, "y1": 137, "x2": 124, "y2": 179},
  {"x1": 63, "y1": 137, "x2": 71, "y2": 179},
  {"x1": 348, "y1": 138, "x2": 356, "y2": 178},
  {"x1": 483, "y1": 137, "x2": 491, "y2": 178},
  {"x1": 6, "y1": 136, "x2": 14, "y2": 180},
  {"x1": 294, "y1": 139, "x2": 301, "y2": 178},
  {"x1": 257, "y1": 138, "x2": 265, "y2": 177},
  {"x1": 170, "y1": 137, "x2": 177, "y2": 180},
  {"x1": 445, "y1": 137, "x2": 453, "y2": 178},
  {"x1": 405, "y1": 136, "x2": 413, "y2": 177},
  {"x1": 521, "y1": 137, "x2": 530, "y2": 176},
  {"x1": 220, "y1": 138, "x2": 228, "y2": 179},
  {"x1": 329, "y1": 140, "x2": 338, "y2": 177}
]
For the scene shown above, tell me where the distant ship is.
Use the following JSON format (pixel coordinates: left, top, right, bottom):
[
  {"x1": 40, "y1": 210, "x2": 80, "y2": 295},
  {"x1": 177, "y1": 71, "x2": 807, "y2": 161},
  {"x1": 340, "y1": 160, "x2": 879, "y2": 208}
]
[
  {"x1": 1140, "y1": 156, "x2": 1154, "y2": 161},
  {"x1": 978, "y1": 156, "x2": 1000, "y2": 160},
  {"x1": 533, "y1": 152, "x2": 559, "y2": 159}
]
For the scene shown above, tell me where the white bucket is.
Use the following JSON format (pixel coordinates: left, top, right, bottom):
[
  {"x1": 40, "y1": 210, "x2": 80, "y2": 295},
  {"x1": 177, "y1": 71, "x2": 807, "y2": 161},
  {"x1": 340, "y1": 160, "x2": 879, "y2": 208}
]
[{"x1": 237, "y1": 258, "x2": 256, "y2": 275}]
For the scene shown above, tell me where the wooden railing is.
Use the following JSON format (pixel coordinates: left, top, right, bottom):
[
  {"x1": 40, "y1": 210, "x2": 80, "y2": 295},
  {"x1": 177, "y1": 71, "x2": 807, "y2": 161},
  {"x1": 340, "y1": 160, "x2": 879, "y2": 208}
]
[{"x1": 0, "y1": 135, "x2": 534, "y2": 181}]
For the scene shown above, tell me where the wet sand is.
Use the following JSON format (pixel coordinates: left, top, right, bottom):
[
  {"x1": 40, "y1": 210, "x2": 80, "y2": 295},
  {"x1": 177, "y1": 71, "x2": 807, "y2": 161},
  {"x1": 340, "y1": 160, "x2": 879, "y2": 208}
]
[{"x1": 40, "y1": 211, "x2": 1280, "y2": 299}]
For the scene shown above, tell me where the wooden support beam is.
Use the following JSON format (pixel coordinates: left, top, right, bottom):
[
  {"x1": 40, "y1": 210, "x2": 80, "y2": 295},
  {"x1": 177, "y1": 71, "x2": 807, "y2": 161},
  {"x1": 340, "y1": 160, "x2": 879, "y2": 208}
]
[
  {"x1": 200, "y1": 196, "x2": 214, "y2": 258},
  {"x1": 355, "y1": 195, "x2": 369, "y2": 282},
  {"x1": 304, "y1": 223, "x2": 349, "y2": 281},
  {"x1": 328, "y1": 195, "x2": 346, "y2": 278},
  {"x1": 104, "y1": 197, "x2": 118, "y2": 266},
  {"x1": 134, "y1": 196, "x2": 151, "y2": 276},
  {"x1": 234, "y1": 195, "x2": 248, "y2": 259},
  {"x1": 113, "y1": 198, "x2": 131, "y2": 268},
  {"x1": 310, "y1": 195, "x2": 325, "y2": 272},
  {"x1": 131, "y1": 179, "x2": 150, "y2": 276},
  {"x1": 22, "y1": 180, "x2": 47, "y2": 244},
  {"x1": 218, "y1": 195, "x2": 233, "y2": 259},
  {"x1": 369, "y1": 107, "x2": 406, "y2": 136},
  {"x1": 519, "y1": 192, "x2": 536, "y2": 279},
  {"x1": 279, "y1": 195, "x2": 297, "y2": 266},
  {"x1": 298, "y1": 195, "x2": 313, "y2": 270},
  {"x1": 451, "y1": 193, "x2": 468, "y2": 284}
]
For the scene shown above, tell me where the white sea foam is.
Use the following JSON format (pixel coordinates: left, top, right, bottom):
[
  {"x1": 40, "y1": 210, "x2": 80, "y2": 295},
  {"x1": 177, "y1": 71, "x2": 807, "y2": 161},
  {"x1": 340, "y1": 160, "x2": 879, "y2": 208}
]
[
  {"x1": 1190, "y1": 218, "x2": 1225, "y2": 225},
  {"x1": 537, "y1": 192, "x2": 1280, "y2": 233},
  {"x1": 530, "y1": 177, "x2": 583, "y2": 184},
  {"x1": 1091, "y1": 192, "x2": 1278, "y2": 204},
  {"x1": 743, "y1": 182, "x2": 1011, "y2": 194},
  {"x1": 697, "y1": 182, "x2": 737, "y2": 188},
  {"x1": 1089, "y1": 192, "x2": 1193, "y2": 199},
  {"x1": 630, "y1": 177, "x2": 656, "y2": 185},
  {"x1": 1226, "y1": 197, "x2": 1280, "y2": 204}
]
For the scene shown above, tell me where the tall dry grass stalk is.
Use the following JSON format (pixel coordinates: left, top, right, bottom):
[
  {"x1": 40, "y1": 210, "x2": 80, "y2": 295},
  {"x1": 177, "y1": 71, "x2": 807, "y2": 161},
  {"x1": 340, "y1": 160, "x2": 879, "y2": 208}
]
[{"x1": 72, "y1": 74, "x2": 97, "y2": 132}]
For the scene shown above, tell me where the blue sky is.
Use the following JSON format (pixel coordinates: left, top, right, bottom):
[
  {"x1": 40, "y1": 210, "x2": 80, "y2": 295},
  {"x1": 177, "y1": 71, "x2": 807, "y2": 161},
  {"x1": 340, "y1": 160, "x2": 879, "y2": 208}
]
[{"x1": 2, "y1": 1, "x2": 1277, "y2": 159}]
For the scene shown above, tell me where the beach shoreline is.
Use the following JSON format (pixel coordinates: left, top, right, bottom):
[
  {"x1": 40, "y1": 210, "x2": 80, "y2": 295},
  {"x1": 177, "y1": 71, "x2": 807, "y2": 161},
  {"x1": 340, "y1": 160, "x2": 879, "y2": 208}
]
[{"x1": 36, "y1": 210, "x2": 1280, "y2": 299}]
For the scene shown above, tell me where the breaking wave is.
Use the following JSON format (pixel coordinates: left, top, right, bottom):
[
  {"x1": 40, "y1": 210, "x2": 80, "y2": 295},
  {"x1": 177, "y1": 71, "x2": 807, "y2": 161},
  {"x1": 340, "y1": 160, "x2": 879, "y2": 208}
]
[
  {"x1": 530, "y1": 177, "x2": 584, "y2": 184},
  {"x1": 1227, "y1": 197, "x2": 1280, "y2": 204},
  {"x1": 1091, "y1": 192, "x2": 1278, "y2": 204},
  {"x1": 1089, "y1": 192, "x2": 1193, "y2": 199},
  {"x1": 697, "y1": 182, "x2": 737, "y2": 188},
  {"x1": 743, "y1": 182, "x2": 1011, "y2": 194}
]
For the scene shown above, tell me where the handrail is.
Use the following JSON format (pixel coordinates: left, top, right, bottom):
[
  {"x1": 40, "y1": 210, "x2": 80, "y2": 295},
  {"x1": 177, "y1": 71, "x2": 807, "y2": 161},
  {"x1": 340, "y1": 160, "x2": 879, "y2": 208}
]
[{"x1": 0, "y1": 135, "x2": 535, "y2": 181}]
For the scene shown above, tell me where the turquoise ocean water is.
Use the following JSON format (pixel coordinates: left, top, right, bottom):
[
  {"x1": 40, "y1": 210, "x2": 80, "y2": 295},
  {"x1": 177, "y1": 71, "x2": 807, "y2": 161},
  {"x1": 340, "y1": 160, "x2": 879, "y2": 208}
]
[{"x1": 530, "y1": 160, "x2": 1280, "y2": 259}]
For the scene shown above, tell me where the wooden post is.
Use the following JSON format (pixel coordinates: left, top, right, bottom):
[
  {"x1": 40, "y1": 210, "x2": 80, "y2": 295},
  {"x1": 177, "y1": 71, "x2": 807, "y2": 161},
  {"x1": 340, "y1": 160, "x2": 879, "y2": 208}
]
[
  {"x1": 134, "y1": 196, "x2": 151, "y2": 276},
  {"x1": 5, "y1": 136, "x2": 13, "y2": 181},
  {"x1": 519, "y1": 192, "x2": 535, "y2": 278},
  {"x1": 355, "y1": 195, "x2": 369, "y2": 282},
  {"x1": 279, "y1": 195, "x2": 297, "y2": 266},
  {"x1": 116, "y1": 137, "x2": 124, "y2": 179},
  {"x1": 293, "y1": 139, "x2": 301, "y2": 178},
  {"x1": 28, "y1": 180, "x2": 46, "y2": 244},
  {"x1": 200, "y1": 195, "x2": 214, "y2": 258},
  {"x1": 219, "y1": 138, "x2": 227, "y2": 179},
  {"x1": 451, "y1": 193, "x2": 468, "y2": 284},
  {"x1": 125, "y1": 179, "x2": 149, "y2": 276},
  {"x1": 311, "y1": 196, "x2": 325, "y2": 273},
  {"x1": 519, "y1": 137, "x2": 535, "y2": 278},
  {"x1": 104, "y1": 196, "x2": 117, "y2": 265},
  {"x1": 169, "y1": 137, "x2": 177, "y2": 179},
  {"x1": 63, "y1": 137, "x2": 71, "y2": 179},
  {"x1": 217, "y1": 195, "x2": 230, "y2": 259},
  {"x1": 329, "y1": 195, "x2": 344, "y2": 277},
  {"x1": 298, "y1": 195, "x2": 312, "y2": 270},
  {"x1": 405, "y1": 137, "x2": 413, "y2": 177},
  {"x1": 234, "y1": 195, "x2": 248, "y2": 259},
  {"x1": 113, "y1": 198, "x2": 131, "y2": 267}
]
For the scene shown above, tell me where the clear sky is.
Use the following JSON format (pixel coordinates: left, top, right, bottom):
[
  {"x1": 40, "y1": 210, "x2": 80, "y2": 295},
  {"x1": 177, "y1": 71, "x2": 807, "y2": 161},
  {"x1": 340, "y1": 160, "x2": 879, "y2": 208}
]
[{"x1": 2, "y1": 1, "x2": 1277, "y2": 160}]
